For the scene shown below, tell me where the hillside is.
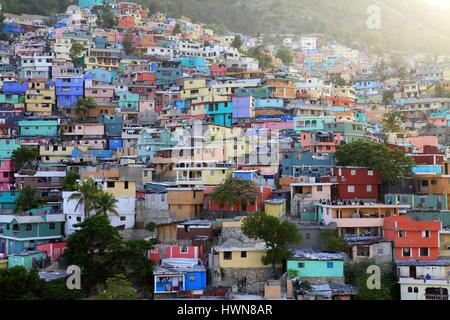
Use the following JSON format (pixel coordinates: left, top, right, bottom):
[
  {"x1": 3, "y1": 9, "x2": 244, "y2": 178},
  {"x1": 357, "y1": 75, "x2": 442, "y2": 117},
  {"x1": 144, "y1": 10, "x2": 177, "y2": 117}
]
[{"x1": 2, "y1": 0, "x2": 450, "y2": 54}]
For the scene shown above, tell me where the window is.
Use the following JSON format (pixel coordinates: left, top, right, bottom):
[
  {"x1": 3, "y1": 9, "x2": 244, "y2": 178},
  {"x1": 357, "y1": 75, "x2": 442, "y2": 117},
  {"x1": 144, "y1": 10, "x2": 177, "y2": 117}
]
[
  {"x1": 402, "y1": 248, "x2": 411, "y2": 257},
  {"x1": 305, "y1": 233, "x2": 311, "y2": 240},
  {"x1": 377, "y1": 248, "x2": 383, "y2": 255},
  {"x1": 124, "y1": 181, "x2": 129, "y2": 189},
  {"x1": 368, "y1": 170, "x2": 374, "y2": 176},
  {"x1": 408, "y1": 287, "x2": 412, "y2": 293},
  {"x1": 54, "y1": 248, "x2": 60, "y2": 255},
  {"x1": 431, "y1": 180, "x2": 437, "y2": 185},
  {"x1": 178, "y1": 205, "x2": 183, "y2": 209},
  {"x1": 189, "y1": 275, "x2": 196, "y2": 281},
  {"x1": 398, "y1": 230, "x2": 406, "y2": 238},
  {"x1": 120, "y1": 217, "x2": 126, "y2": 221},
  {"x1": 317, "y1": 186, "x2": 323, "y2": 192},
  {"x1": 241, "y1": 251, "x2": 247, "y2": 258},
  {"x1": 223, "y1": 252, "x2": 232, "y2": 260},
  {"x1": 414, "y1": 287, "x2": 419, "y2": 293},
  {"x1": 366, "y1": 185, "x2": 373, "y2": 192},
  {"x1": 107, "y1": 181, "x2": 115, "y2": 188},
  {"x1": 25, "y1": 224, "x2": 32, "y2": 231},
  {"x1": 298, "y1": 262, "x2": 305, "y2": 268},
  {"x1": 49, "y1": 223, "x2": 55, "y2": 230},
  {"x1": 422, "y1": 230, "x2": 430, "y2": 238},
  {"x1": 76, "y1": 217, "x2": 82, "y2": 222},
  {"x1": 347, "y1": 185, "x2": 355, "y2": 193},
  {"x1": 419, "y1": 248, "x2": 429, "y2": 257},
  {"x1": 350, "y1": 170, "x2": 356, "y2": 176},
  {"x1": 327, "y1": 262, "x2": 334, "y2": 268}
]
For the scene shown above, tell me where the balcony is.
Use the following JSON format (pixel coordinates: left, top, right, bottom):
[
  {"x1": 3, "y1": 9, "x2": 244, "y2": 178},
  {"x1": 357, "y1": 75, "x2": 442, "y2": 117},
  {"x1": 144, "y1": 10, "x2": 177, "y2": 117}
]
[
  {"x1": 334, "y1": 218, "x2": 384, "y2": 228},
  {"x1": 425, "y1": 294, "x2": 449, "y2": 301}
]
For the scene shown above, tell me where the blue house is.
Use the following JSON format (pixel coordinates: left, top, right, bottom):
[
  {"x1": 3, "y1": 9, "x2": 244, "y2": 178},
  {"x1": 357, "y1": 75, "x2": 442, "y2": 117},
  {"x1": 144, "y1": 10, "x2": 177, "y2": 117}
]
[
  {"x1": 55, "y1": 76, "x2": 84, "y2": 109},
  {"x1": 206, "y1": 101, "x2": 233, "y2": 127},
  {"x1": 180, "y1": 57, "x2": 209, "y2": 73},
  {"x1": 84, "y1": 69, "x2": 114, "y2": 84},
  {"x1": 282, "y1": 151, "x2": 335, "y2": 179},
  {"x1": 0, "y1": 139, "x2": 20, "y2": 159},
  {"x1": 99, "y1": 115, "x2": 123, "y2": 137},
  {"x1": 0, "y1": 190, "x2": 20, "y2": 214},
  {"x1": 79, "y1": 0, "x2": 105, "y2": 8},
  {"x1": 156, "y1": 60, "x2": 182, "y2": 86},
  {"x1": 108, "y1": 139, "x2": 123, "y2": 150},
  {"x1": 2, "y1": 81, "x2": 29, "y2": 95},
  {"x1": 153, "y1": 259, "x2": 207, "y2": 294}
]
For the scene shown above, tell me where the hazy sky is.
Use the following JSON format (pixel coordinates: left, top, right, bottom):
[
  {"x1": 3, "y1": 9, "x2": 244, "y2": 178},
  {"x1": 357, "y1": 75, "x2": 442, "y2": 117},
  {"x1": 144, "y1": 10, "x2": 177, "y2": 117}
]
[{"x1": 424, "y1": 0, "x2": 450, "y2": 8}]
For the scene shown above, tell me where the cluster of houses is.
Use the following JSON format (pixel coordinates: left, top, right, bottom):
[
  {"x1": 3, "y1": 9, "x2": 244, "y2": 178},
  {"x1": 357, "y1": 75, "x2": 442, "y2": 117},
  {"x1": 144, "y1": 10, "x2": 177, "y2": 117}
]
[{"x1": 0, "y1": 0, "x2": 449, "y2": 300}]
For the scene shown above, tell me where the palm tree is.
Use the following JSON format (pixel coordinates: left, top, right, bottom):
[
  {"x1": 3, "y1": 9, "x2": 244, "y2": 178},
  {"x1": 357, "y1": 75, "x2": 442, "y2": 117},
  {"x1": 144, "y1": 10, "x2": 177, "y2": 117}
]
[
  {"x1": 93, "y1": 191, "x2": 119, "y2": 216},
  {"x1": 382, "y1": 110, "x2": 405, "y2": 139},
  {"x1": 68, "y1": 177, "x2": 101, "y2": 220}
]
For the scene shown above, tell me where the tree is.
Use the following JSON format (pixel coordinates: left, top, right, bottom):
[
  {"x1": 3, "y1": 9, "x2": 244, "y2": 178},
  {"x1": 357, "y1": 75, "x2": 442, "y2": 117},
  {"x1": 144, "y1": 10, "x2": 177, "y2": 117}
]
[
  {"x1": 382, "y1": 111, "x2": 404, "y2": 134},
  {"x1": 242, "y1": 212, "x2": 302, "y2": 277},
  {"x1": 93, "y1": 191, "x2": 119, "y2": 217},
  {"x1": 345, "y1": 258, "x2": 397, "y2": 300},
  {"x1": 15, "y1": 186, "x2": 39, "y2": 213},
  {"x1": 246, "y1": 46, "x2": 272, "y2": 70},
  {"x1": 211, "y1": 176, "x2": 257, "y2": 211},
  {"x1": 11, "y1": 147, "x2": 38, "y2": 172},
  {"x1": 122, "y1": 32, "x2": 133, "y2": 55},
  {"x1": 69, "y1": 42, "x2": 84, "y2": 68},
  {"x1": 74, "y1": 97, "x2": 97, "y2": 120},
  {"x1": 275, "y1": 46, "x2": 293, "y2": 65},
  {"x1": 231, "y1": 34, "x2": 243, "y2": 50},
  {"x1": 173, "y1": 22, "x2": 182, "y2": 35},
  {"x1": 335, "y1": 140, "x2": 415, "y2": 183},
  {"x1": 92, "y1": 4, "x2": 116, "y2": 29},
  {"x1": 68, "y1": 177, "x2": 101, "y2": 220},
  {"x1": 64, "y1": 214, "x2": 123, "y2": 291},
  {"x1": 0, "y1": 267, "x2": 45, "y2": 300},
  {"x1": 64, "y1": 169, "x2": 80, "y2": 192},
  {"x1": 382, "y1": 90, "x2": 395, "y2": 105},
  {"x1": 320, "y1": 230, "x2": 347, "y2": 252},
  {"x1": 433, "y1": 84, "x2": 450, "y2": 98},
  {"x1": 332, "y1": 75, "x2": 347, "y2": 87},
  {"x1": 95, "y1": 274, "x2": 137, "y2": 300}
]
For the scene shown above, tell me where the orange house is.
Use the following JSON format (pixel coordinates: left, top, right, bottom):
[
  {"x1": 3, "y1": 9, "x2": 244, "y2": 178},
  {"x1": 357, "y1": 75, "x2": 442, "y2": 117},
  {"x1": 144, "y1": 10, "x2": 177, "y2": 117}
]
[
  {"x1": 117, "y1": 16, "x2": 136, "y2": 28},
  {"x1": 384, "y1": 215, "x2": 441, "y2": 261}
]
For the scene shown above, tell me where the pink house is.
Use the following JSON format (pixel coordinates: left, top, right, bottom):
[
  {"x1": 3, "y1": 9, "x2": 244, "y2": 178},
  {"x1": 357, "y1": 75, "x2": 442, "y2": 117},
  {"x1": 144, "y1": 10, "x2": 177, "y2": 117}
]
[
  {"x1": 0, "y1": 159, "x2": 14, "y2": 190},
  {"x1": 148, "y1": 245, "x2": 202, "y2": 263},
  {"x1": 406, "y1": 136, "x2": 439, "y2": 153},
  {"x1": 251, "y1": 121, "x2": 294, "y2": 130},
  {"x1": 36, "y1": 242, "x2": 67, "y2": 261}
]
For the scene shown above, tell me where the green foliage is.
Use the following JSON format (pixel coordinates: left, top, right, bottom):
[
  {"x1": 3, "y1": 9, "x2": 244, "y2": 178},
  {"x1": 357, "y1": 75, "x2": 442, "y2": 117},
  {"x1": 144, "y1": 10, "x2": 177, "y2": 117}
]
[
  {"x1": 64, "y1": 169, "x2": 80, "y2": 191},
  {"x1": 335, "y1": 140, "x2": 414, "y2": 183},
  {"x1": 275, "y1": 46, "x2": 293, "y2": 65},
  {"x1": 246, "y1": 46, "x2": 272, "y2": 70},
  {"x1": 15, "y1": 186, "x2": 40, "y2": 213},
  {"x1": 345, "y1": 259, "x2": 397, "y2": 300},
  {"x1": 64, "y1": 215, "x2": 155, "y2": 293},
  {"x1": 69, "y1": 42, "x2": 84, "y2": 68},
  {"x1": 382, "y1": 90, "x2": 395, "y2": 105},
  {"x1": 211, "y1": 176, "x2": 257, "y2": 211},
  {"x1": 173, "y1": 22, "x2": 183, "y2": 35},
  {"x1": 68, "y1": 177, "x2": 101, "y2": 219},
  {"x1": 332, "y1": 75, "x2": 347, "y2": 87},
  {"x1": 242, "y1": 212, "x2": 302, "y2": 276},
  {"x1": 382, "y1": 111, "x2": 405, "y2": 134},
  {"x1": 1, "y1": 0, "x2": 73, "y2": 16},
  {"x1": 11, "y1": 146, "x2": 38, "y2": 171},
  {"x1": 433, "y1": 84, "x2": 450, "y2": 98},
  {"x1": 93, "y1": 191, "x2": 119, "y2": 217},
  {"x1": 63, "y1": 214, "x2": 123, "y2": 291},
  {"x1": 231, "y1": 35, "x2": 243, "y2": 50},
  {"x1": 145, "y1": 222, "x2": 156, "y2": 231},
  {"x1": 0, "y1": 267, "x2": 45, "y2": 300},
  {"x1": 95, "y1": 274, "x2": 137, "y2": 300},
  {"x1": 320, "y1": 230, "x2": 347, "y2": 252},
  {"x1": 122, "y1": 32, "x2": 134, "y2": 55},
  {"x1": 92, "y1": 4, "x2": 116, "y2": 29}
]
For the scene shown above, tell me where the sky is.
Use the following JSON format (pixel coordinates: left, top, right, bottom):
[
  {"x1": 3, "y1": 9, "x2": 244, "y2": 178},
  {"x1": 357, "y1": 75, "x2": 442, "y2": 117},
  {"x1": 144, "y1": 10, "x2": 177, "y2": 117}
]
[{"x1": 424, "y1": 0, "x2": 450, "y2": 8}]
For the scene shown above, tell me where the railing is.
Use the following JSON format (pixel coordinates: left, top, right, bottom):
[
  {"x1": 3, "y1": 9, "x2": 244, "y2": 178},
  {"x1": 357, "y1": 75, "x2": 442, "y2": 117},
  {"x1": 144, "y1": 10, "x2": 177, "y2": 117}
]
[{"x1": 425, "y1": 294, "x2": 449, "y2": 301}]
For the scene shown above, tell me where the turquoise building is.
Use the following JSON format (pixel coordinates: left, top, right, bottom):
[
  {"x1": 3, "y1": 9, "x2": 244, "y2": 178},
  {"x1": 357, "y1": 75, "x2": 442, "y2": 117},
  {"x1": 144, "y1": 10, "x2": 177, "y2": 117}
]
[
  {"x1": 294, "y1": 116, "x2": 335, "y2": 132},
  {"x1": 0, "y1": 215, "x2": 65, "y2": 255},
  {"x1": 0, "y1": 190, "x2": 20, "y2": 213},
  {"x1": 8, "y1": 250, "x2": 47, "y2": 271},
  {"x1": 79, "y1": 0, "x2": 105, "y2": 8},
  {"x1": 19, "y1": 120, "x2": 59, "y2": 137},
  {"x1": 118, "y1": 93, "x2": 140, "y2": 113},
  {"x1": 287, "y1": 250, "x2": 345, "y2": 280},
  {"x1": 0, "y1": 93, "x2": 24, "y2": 104},
  {"x1": 385, "y1": 194, "x2": 448, "y2": 210},
  {"x1": 206, "y1": 101, "x2": 233, "y2": 127},
  {"x1": 0, "y1": 139, "x2": 20, "y2": 158},
  {"x1": 137, "y1": 129, "x2": 177, "y2": 163}
]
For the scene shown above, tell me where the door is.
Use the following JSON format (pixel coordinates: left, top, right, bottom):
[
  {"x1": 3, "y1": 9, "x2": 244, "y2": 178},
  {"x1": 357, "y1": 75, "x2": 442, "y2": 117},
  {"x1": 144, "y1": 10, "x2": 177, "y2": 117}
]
[{"x1": 409, "y1": 266, "x2": 416, "y2": 278}]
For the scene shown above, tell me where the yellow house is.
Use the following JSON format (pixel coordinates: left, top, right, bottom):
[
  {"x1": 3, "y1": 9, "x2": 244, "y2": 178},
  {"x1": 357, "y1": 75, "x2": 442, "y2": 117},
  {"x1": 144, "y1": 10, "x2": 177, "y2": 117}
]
[
  {"x1": 439, "y1": 231, "x2": 450, "y2": 258},
  {"x1": 215, "y1": 238, "x2": 270, "y2": 269},
  {"x1": 98, "y1": 179, "x2": 136, "y2": 197},
  {"x1": 40, "y1": 145, "x2": 89, "y2": 163},
  {"x1": 265, "y1": 199, "x2": 287, "y2": 218},
  {"x1": 25, "y1": 81, "x2": 56, "y2": 116}
]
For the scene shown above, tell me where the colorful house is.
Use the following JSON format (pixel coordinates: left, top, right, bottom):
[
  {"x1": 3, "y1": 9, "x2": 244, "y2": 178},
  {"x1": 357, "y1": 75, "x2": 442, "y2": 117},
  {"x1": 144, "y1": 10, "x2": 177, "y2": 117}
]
[{"x1": 8, "y1": 250, "x2": 47, "y2": 271}]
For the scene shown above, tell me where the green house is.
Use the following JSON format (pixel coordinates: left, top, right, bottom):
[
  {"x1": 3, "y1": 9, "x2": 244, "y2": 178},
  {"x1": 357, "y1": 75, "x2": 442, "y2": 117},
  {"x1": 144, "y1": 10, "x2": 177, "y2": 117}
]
[
  {"x1": 0, "y1": 139, "x2": 20, "y2": 159},
  {"x1": 0, "y1": 214, "x2": 65, "y2": 255},
  {"x1": 8, "y1": 250, "x2": 47, "y2": 271},
  {"x1": 287, "y1": 249, "x2": 345, "y2": 282}
]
